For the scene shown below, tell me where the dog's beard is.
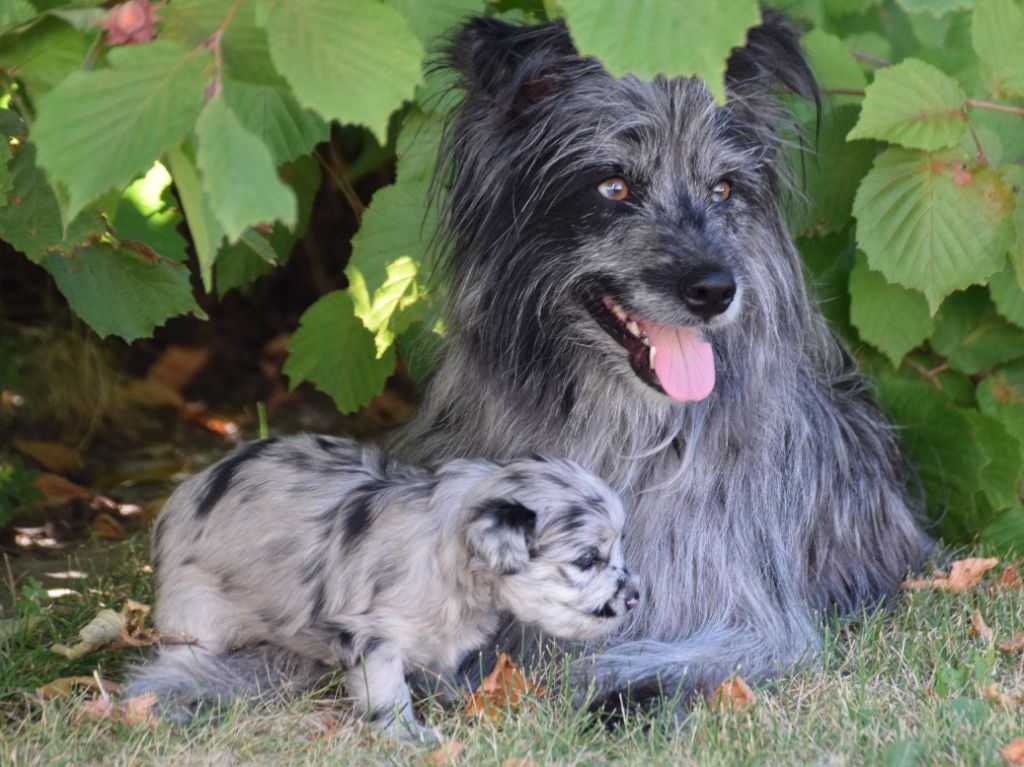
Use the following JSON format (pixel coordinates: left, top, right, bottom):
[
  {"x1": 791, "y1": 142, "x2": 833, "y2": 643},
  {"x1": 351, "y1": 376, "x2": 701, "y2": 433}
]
[{"x1": 580, "y1": 285, "x2": 715, "y2": 402}]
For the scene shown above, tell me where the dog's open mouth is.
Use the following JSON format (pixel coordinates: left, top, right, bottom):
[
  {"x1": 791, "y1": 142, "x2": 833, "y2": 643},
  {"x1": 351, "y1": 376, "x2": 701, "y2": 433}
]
[{"x1": 581, "y1": 285, "x2": 715, "y2": 402}]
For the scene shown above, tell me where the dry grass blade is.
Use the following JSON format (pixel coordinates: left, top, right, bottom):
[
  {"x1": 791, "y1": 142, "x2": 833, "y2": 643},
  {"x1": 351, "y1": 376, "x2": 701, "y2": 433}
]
[{"x1": 423, "y1": 738, "x2": 465, "y2": 765}]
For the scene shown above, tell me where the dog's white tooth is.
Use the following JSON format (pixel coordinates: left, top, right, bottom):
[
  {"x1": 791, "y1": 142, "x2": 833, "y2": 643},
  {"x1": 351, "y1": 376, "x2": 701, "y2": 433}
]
[
  {"x1": 626, "y1": 320, "x2": 641, "y2": 337},
  {"x1": 649, "y1": 345, "x2": 657, "y2": 367},
  {"x1": 612, "y1": 304, "x2": 628, "y2": 321}
]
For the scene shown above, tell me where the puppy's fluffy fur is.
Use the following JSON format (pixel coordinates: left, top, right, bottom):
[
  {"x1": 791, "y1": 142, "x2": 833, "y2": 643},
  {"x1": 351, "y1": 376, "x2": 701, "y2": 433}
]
[{"x1": 127, "y1": 435, "x2": 637, "y2": 739}]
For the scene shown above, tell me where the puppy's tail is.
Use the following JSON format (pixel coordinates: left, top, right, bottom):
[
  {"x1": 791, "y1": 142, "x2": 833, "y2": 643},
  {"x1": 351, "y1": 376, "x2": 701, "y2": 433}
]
[{"x1": 123, "y1": 643, "x2": 329, "y2": 722}]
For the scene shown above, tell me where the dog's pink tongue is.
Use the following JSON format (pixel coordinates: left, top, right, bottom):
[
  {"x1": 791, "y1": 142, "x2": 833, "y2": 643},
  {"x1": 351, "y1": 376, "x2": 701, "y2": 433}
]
[{"x1": 638, "y1": 320, "x2": 715, "y2": 402}]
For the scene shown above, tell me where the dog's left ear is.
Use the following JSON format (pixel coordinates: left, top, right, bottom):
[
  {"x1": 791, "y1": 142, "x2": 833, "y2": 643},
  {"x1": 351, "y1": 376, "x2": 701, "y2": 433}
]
[
  {"x1": 725, "y1": 11, "x2": 819, "y2": 121},
  {"x1": 465, "y1": 499, "x2": 537, "y2": 575}
]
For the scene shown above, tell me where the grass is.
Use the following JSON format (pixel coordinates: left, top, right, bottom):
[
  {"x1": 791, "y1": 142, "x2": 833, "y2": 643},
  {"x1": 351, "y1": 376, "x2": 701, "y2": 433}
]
[{"x1": 1, "y1": 539, "x2": 1022, "y2": 766}]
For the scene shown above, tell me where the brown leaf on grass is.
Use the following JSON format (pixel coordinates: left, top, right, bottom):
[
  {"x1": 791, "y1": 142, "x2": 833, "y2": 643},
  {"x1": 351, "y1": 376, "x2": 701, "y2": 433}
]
[
  {"x1": 52, "y1": 600, "x2": 164, "y2": 658},
  {"x1": 35, "y1": 473, "x2": 93, "y2": 503},
  {"x1": 120, "y1": 378, "x2": 185, "y2": 409},
  {"x1": 177, "y1": 402, "x2": 242, "y2": 437},
  {"x1": 147, "y1": 345, "x2": 212, "y2": 394},
  {"x1": 982, "y1": 683, "x2": 1021, "y2": 706},
  {"x1": 998, "y1": 633, "x2": 1024, "y2": 654},
  {"x1": 992, "y1": 563, "x2": 1023, "y2": 592},
  {"x1": 75, "y1": 693, "x2": 157, "y2": 728},
  {"x1": 971, "y1": 609, "x2": 994, "y2": 641},
  {"x1": 423, "y1": 739, "x2": 464, "y2": 765},
  {"x1": 709, "y1": 676, "x2": 756, "y2": 711},
  {"x1": 300, "y1": 712, "x2": 340, "y2": 741},
  {"x1": 14, "y1": 440, "x2": 83, "y2": 475},
  {"x1": 1001, "y1": 738, "x2": 1024, "y2": 765},
  {"x1": 465, "y1": 653, "x2": 546, "y2": 721},
  {"x1": 37, "y1": 676, "x2": 123, "y2": 700},
  {"x1": 902, "y1": 557, "x2": 999, "y2": 592},
  {"x1": 90, "y1": 512, "x2": 127, "y2": 540}
]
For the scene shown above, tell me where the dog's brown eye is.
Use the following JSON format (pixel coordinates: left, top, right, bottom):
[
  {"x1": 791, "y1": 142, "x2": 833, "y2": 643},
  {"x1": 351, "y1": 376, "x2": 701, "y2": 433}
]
[
  {"x1": 710, "y1": 179, "x2": 731, "y2": 203},
  {"x1": 597, "y1": 177, "x2": 629, "y2": 201}
]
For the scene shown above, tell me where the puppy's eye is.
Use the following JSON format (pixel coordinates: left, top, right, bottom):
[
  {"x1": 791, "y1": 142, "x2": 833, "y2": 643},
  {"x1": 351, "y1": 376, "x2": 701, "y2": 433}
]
[
  {"x1": 597, "y1": 177, "x2": 629, "y2": 201},
  {"x1": 710, "y1": 179, "x2": 731, "y2": 203},
  {"x1": 573, "y1": 550, "x2": 598, "y2": 570}
]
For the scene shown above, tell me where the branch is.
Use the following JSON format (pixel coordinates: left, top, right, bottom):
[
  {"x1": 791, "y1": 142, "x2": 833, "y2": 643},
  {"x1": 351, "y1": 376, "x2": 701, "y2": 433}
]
[
  {"x1": 965, "y1": 98, "x2": 1024, "y2": 118},
  {"x1": 851, "y1": 50, "x2": 891, "y2": 67}
]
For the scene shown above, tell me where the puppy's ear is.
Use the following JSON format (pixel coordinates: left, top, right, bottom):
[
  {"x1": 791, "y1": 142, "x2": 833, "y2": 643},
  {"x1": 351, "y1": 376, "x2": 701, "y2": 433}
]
[
  {"x1": 465, "y1": 499, "x2": 537, "y2": 575},
  {"x1": 447, "y1": 17, "x2": 576, "y2": 110},
  {"x1": 725, "y1": 11, "x2": 819, "y2": 128}
]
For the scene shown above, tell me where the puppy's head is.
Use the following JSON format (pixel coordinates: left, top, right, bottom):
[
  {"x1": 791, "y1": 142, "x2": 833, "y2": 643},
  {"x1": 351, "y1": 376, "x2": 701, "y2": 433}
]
[{"x1": 463, "y1": 456, "x2": 638, "y2": 641}]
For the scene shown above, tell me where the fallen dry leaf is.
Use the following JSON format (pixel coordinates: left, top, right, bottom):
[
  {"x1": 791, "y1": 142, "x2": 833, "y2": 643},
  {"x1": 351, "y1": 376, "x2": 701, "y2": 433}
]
[
  {"x1": 120, "y1": 377, "x2": 185, "y2": 409},
  {"x1": 14, "y1": 440, "x2": 83, "y2": 475},
  {"x1": 423, "y1": 739, "x2": 464, "y2": 765},
  {"x1": 37, "y1": 676, "x2": 123, "y2": 700},
  {"x1": 52, "y1": 600, "x2": 164, "y2": 658},
  {"x1": 1001, "y1": 738, "x2": 1024, "y2": 765},
  {"x1": 34, "y1": 474, "x2": 92, "y2": 503},
  {"x1": 147, "y1": 345, "x2": 211, "y2": 394},
  {"x1": 998, "y1": 633, "x2": 1024, "y2": 654},
  {"x1": 709, "y1": 676, "x2": 756, "y2": 711},
  {"x1": 90, "y1": 512, "x2": 127, "y2": 540},
  {"x1": 971, "y1": 609, "x2": 994, "y2": 641},
  {"x1": 902, "y1": 557, "x2": 999, "y2": 593},
  {"x1": 993, "y1": 563, "x2": 1023, "y2": 592},
  {"x1": 177, "y1": 402, "x2": 241, "y2": 437},
  {"x1": 75, "y1": 693, "x2": 157, "y2": 728},
  {"x1": 982, "y1": 683, "x2": 1021, "y2": 707},
  {"x1": 466, "y1": 653, "x2": 545, "y2": 721},
  {"x1": 300, "y1": 712, "x2": 340, "y2": 741}
]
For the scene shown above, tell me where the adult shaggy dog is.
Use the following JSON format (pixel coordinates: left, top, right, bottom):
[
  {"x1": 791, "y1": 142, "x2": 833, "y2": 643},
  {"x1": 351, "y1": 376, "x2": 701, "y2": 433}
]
[{"x1": 391, "y1": 13, "x2": 928, "y2": 706}]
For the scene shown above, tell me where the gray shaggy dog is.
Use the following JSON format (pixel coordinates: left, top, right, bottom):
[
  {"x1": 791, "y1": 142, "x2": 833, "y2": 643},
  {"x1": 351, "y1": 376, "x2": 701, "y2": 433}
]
[
  {"x1": 127, "y1": 436, "x2": 637, "y2": 739},
  {"x1": 389, "y1": 12, "x2": 929, "y2": 706}
]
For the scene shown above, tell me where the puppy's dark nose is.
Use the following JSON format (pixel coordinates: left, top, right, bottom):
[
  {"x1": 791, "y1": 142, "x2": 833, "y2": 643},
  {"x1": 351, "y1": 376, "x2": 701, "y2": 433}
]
[
  {"x1": 679, "y1": 267, "x2": 736, "y2": 320},
  {"x1": 624, "y1": 587, "x2": 639, "y2": 611}
]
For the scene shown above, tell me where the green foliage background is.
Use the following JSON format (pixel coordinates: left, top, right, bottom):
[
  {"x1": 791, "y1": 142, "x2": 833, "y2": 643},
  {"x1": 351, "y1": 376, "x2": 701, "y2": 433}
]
[{"x1": 1, "y1": 0, "x2": 1022, "y2": 547}]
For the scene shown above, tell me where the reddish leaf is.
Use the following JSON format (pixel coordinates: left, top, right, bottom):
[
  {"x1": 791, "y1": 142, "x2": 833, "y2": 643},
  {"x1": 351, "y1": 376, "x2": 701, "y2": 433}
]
[
  {"x1": 971, "y1": 609, "x2": 994, "y2": 641},
  {"x1": 1001, "y1": 738, "x2": 1024, "y2": 765},
  {"x1": 998, "y1": 633, "x2": 1024, "y2": 654},
  {"x1": 709, "y1": 676, "x2": 756, "y2": 711},
  {"x1": 147, "y1": 345, "x2": 212, "y2": 394},
  {"x1": 902, "y1": 557, "x2": 999, "y2": 592},
  {"x1": 423, "y1": 739, "x2": 465, "y2": 765},
  {"x1": 466, "y1": 653, "x2": 545, "y2": 721}
]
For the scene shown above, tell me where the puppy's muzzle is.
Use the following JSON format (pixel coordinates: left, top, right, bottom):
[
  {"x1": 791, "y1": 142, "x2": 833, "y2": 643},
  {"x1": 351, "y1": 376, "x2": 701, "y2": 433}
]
[{"x1": 595, "y1": 570, "x2": 640, "y2": 618}]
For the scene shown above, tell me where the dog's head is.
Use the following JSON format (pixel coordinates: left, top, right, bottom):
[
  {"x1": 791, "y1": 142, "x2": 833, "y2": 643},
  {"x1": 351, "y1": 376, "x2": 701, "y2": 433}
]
[
  {"x1": 462, "y1": 456, "x2": 638, "y2": 640},
  {"x1": 440, "y1": 12, "x2": 818, "y2": 405}
]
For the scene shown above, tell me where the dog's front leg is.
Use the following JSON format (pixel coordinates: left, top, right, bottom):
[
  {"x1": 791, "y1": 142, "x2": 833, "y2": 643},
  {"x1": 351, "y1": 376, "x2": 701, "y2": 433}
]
[{"x1": 349, "y1": 641, "x2": 439, "y2": 743}]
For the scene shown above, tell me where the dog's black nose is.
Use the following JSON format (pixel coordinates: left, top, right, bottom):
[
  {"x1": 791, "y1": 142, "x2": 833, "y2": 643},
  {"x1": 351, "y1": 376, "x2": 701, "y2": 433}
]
[
  {"x1": 624, "y1": 588, "x2": 639, "y2": 611},
  {"x1": 679, "y1": 267, "x2": 736, "y2": 320}
]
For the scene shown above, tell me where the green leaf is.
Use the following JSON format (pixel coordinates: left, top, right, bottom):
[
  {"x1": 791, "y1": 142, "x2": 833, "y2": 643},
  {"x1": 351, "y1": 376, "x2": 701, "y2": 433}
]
[
  {"x1": 263, "y1": 0, "x2": 424, "y2": 142},
  {"x1": 963, "y1": 410, "x2": 1024, "y2": 511},
  {"x1": 896, "y1": 0, "x2": 973, "y2": 14},
  {"x1": 0, "y1": 0, "x2": 36, "y2": 32},
  {"x1": 882, "y1": 739, "x2": 927, "y2": 767},
  {"x1": 0, "y1": 108, "x2": 25, "y2": 137},
  {"x1": 972, "y1": 0, "x2": 1024, "y2": 99},
  {"x1": 559, "y1": 0, "x2": 761, "y2": 103},
  {"x1": 977, "y1": 360, "x2": 1024, "y2": 444},
  {"x1": 195, "y1": 96, "x2": 297, "y2": 243},
  {"x1": 981, "y1": 508, "x2": 1024, "y2": 552},
  {"x1": 283, "y1": 291, "x2": 396, "y2": 414},
  {"x1": 877, "y1": 378, "x2": 988, "y2": 531},
  {"x1": 929, "y1": 287, "x2": 1024, "y2": 374},
  {"x1": 848, "y1": 252, "x2": 933, "y2": 365},
  {"x1": 0, "y1": 142, "x2": 107, "y2": 262},
  {"x1": 853, "y1": 148, "x2": 1016, "y2": 312},
  {"x1": 990, "y1": 260, "x2": 1024, "y2": 329},
  {"x1": 109, "y1": 163, "x2": 189, "y2": 263},
  {"x1": 222, "y1": 80, "x2": 327, "y2": 167},
  {"x1": 383, "y1": 0, "x2": 486, "y2": 46},
  {"x1": 802, "y1": 29, "x2": 866, "y2": 107},
  {"x1": 790, "y1": 105, "x2": 877, "y2": 236},
  {"x1": 847, "y1": 58, "x2": 966, "y2": 151},
  {"x1": 42, "y1": 243, "x2": 203, "y2": 342},
  {"x1": 0, "y1": 18, "x2": 88, "y2": 94},
  {"x1": 347, "y1": 114, "x2": 442, "y2": 352},
  {"x1": 797, "y1": 231, "x2": 855, "y2": 342},
  {"x1": 32, "y1": 40, "x2": 212, "y2": 222},
  {"x1": 164, "y1": 144, "x2": 226, "y2": 292}
]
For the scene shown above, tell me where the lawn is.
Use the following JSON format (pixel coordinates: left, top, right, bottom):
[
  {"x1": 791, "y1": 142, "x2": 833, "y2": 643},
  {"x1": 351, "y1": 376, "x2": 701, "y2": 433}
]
[{"x1": 1, "y1": 539, "x2": 1022, "y2": 767}]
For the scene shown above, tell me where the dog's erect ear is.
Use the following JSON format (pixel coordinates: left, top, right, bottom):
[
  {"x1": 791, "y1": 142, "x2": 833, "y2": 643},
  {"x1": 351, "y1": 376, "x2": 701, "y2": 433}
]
[
  {"x1": 725, "y1": 11, "x2": 819, "y2": 114},
  {"x1": 465, "y1": 499, "x2": 537, "y2": 575},
  {"x1": 447, "y1": 17, "x2": 576, "y2": 109}
]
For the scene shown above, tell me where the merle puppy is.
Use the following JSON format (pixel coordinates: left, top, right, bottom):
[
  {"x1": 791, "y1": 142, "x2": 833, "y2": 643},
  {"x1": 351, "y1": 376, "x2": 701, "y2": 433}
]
[
  {"x1": 127, "y1": 436, "x2": 637, "y2": 740},
  {"x1": 389, "y1": 12, "x2": 928, "y2": 706}
]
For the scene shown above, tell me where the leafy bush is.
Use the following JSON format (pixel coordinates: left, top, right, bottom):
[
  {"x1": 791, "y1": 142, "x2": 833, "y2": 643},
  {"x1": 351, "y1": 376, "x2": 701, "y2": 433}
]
[{"x1": 0, "y1": 0, "x2": 1022, "y2": 546}]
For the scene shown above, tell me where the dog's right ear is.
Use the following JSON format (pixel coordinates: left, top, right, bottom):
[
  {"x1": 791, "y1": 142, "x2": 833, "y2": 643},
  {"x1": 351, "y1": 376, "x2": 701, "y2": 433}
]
[
  {"x1": 447, "y1": 17, "x2": 576, "y2": 108},
  {"x1": 465, "y1": 499, "x2": 537, "y2": 575}
]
